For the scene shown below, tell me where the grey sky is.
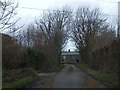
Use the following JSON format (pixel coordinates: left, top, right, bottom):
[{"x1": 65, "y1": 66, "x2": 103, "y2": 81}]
[{"x1": 13, "y1": 0, "x2": 120, "y2": 51}]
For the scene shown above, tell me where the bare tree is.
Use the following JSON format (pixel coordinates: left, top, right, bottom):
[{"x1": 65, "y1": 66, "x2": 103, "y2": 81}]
[
  {"x1": 71, "y1": 7, "x2": 109, "y2": 63},
  {"x1": 35, "y1": 6, "x2": 72, "y2": 61},
  {"x1": 0, "y1": 0, "x2": 19, "y2": 31}
]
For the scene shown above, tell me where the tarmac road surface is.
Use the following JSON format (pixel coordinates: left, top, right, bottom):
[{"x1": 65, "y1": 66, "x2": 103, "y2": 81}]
[{"x1": 52, "y1": 64, "x2": 106, "y2": 88}]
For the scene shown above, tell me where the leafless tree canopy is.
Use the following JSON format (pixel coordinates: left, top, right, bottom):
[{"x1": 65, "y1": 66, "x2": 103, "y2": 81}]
[
  {"x1": 71, "y1": 7, "x2": 110, "y2": 50},
  {"x1": 35, "y1": 7, "x2": 72, "y2": 51},
  {"x1": 0, "y1": 0, "x2": 19, "y2": 31}
]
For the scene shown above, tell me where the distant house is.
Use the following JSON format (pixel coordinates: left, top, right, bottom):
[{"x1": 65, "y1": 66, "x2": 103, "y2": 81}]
[{"x1": 61, "y1": 50, "x2": 79, "y2": 64}]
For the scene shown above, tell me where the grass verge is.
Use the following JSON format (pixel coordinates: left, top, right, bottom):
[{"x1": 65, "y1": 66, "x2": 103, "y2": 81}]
[
  {"x1": 76, "y1": 63, "x2": 118, "y2": 88},
  {"x1": 2, "y1": 75, "x2": 35, "y2": 88},
  {"x1": 2, "y1": 68, "x2": 36, "y2": 88}
]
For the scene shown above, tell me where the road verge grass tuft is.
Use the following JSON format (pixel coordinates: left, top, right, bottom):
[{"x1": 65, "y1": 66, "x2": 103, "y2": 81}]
[{"x1": 76, "y1": 64, "x2": 118, "y2": 88}]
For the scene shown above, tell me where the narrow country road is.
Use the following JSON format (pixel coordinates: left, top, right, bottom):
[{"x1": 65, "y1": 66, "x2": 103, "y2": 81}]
[{"x1": 52, "y1": 64, "x2": 106, "y2": 88}]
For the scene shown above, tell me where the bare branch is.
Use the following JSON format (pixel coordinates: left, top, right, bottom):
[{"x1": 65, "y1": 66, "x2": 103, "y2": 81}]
[{"x1": 0, "y1": 0, "x2": 19, "y2": 32}]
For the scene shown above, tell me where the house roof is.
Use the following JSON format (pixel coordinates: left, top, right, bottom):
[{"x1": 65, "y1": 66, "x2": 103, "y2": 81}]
[{"x1": 61, "y1": 51, "x2": 79, "y2": 55}]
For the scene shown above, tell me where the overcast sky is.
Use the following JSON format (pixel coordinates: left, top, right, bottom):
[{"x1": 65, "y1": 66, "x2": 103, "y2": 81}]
[
  {"x1": 17, "y1": 0, "x2": 119, "y2": 23},
  {"x1": 14, "y1": 0, "x2": 120, "y2": 51}
]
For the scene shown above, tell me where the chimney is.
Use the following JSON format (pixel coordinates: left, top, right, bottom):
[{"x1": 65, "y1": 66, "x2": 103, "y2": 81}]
[{"x1": 68, "y1": 49, "x2": 70, "y2": 52}]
